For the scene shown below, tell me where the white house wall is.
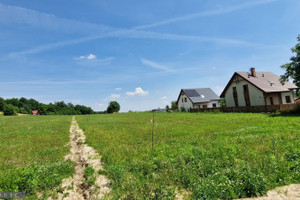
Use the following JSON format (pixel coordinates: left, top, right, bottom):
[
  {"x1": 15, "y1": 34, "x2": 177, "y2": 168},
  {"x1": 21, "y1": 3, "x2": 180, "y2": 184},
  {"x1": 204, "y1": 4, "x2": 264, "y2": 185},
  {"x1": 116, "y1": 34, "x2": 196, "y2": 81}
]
[
  {"x1": 281, "y1": 91, "x2": 295, "y2": 104},
  {"x1": 193, "y1": 101, "x2": 219, "y2": 109},
  {"x1": 178, "y1": 93, "x2": 220, "y2": 111},
  {"x1": 224, "y1": 75, "x2": 265, "y2": 107},
  {"x1": 178, "y1": 93, "x2": 193, "y2": 111},
  {"x1": 265, "y1": 93, "x2": 281, "y2": 105}
]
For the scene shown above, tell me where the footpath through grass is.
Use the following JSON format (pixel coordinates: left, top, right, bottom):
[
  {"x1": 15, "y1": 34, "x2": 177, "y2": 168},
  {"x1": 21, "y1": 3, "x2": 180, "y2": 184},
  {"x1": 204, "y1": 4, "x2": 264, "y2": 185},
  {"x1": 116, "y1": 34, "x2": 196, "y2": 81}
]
[
  {"x1": 76, "y1": 112, "x2": 300, "y2": 199},
  {"x1": 0, "y1": 115, "x2": 73, "y2": 199}
]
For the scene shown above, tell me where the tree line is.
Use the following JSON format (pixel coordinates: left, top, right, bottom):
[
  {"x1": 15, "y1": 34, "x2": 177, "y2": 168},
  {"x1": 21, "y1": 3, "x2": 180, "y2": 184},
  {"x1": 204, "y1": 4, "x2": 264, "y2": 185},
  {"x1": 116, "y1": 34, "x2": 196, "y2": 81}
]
[{"x1": 0, "y1": 97, "x2": 94, "y2": 116}]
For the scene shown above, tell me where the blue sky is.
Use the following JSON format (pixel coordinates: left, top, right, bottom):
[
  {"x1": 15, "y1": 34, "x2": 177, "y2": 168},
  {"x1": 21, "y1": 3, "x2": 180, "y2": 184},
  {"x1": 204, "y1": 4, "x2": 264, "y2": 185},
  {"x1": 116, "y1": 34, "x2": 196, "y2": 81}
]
[{"x1": 0, "y1": 0, "x2": 299, "y2": 112}]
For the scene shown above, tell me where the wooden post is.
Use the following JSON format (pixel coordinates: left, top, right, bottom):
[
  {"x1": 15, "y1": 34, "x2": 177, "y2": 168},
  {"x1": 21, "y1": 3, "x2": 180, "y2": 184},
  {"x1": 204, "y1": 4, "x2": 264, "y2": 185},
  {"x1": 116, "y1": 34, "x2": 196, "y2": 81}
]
[{"x1": 152, "y1": 111, "x2": 154, "y2": 150}]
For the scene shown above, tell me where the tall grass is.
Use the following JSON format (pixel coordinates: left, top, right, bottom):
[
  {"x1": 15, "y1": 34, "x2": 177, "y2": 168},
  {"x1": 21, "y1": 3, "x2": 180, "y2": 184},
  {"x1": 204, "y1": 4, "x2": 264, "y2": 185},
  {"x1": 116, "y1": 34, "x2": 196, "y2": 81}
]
[
  {"x1": 76, "y1": 112, "x2": 300, "y2": 199},
  {"x1": 0, "y1": 115, "x2": 73, "y2": 199}
]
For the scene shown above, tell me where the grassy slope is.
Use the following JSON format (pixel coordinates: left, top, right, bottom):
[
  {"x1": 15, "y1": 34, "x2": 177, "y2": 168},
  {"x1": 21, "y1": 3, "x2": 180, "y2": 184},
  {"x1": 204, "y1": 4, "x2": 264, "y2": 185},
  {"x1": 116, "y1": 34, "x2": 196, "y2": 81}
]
[
  {"x1": 0, "y1": 115, "x2": 73, "y2": 198},
  {"x1": 76, "y1": 112, "x2": 300, "y2": 199}
]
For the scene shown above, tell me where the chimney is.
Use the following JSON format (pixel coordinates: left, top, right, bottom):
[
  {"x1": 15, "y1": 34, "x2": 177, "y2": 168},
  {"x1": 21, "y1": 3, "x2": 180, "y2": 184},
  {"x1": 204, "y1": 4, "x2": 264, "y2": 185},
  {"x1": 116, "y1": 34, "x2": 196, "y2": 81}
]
[{"x1": 250, "y1": 68, "x2": 256, "y2": 77}]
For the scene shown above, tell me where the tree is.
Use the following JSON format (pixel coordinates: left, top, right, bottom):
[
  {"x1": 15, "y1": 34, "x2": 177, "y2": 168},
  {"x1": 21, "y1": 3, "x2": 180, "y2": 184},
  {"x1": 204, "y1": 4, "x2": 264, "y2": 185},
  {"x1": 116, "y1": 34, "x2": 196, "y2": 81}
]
[
  {"x1": 3, "y1": 104, "x2": 17, "y2": 116},
  {"x1": 219, "y1": 99, "x2": 226, "y2": 107},
  {"x1": 280, "y1": 35, "x2": 300, "y2": 88},
  {"x1": 166, "y1": 105, "x2": 170, "y2": 112},
  {"x1": 107, "y1": 101, "x2": 120, "y2": 113},
  {"x1": 171, "y1": 101, "x2": 178, "y2": 111},
  {"x1": 0, "y1": 97, "x2": 5, "y2": 111}
]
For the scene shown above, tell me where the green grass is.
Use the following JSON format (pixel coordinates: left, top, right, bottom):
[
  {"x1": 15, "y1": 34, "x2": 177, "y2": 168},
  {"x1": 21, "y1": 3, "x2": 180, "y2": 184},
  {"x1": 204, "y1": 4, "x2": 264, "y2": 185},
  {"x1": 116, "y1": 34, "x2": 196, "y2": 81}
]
[
  {"x1": 0, "y1": 115, "x2": 73, "y2": 199},
  {"x1": 76, "y1": 112, "x2": 300, "y2": 199}
]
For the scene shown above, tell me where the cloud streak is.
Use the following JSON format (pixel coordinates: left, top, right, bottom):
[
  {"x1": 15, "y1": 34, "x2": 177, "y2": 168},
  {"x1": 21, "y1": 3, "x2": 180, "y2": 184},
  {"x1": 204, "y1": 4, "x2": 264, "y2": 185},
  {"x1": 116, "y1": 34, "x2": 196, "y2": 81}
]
[
  {"x1": 133, "y1": 0, "x2": 278, "y2": 30},
  {"x1": 75, "y1": 54, "x2": 96, "y2": 60},
  {"x1": 0, "y1": 3, "x2": 112, "y2": 34},
  {"x1": 5, "y1": 29, "x2": 257, "y2": 59},
  {"x1": 1, "y1": 0, "x2": 276, "y2": 59},
  {"x1": 126, "y1": 87, "x2": 149, "y2": 96},
  {"x1": 141, "y1": 58, "x2": 175, "y2": 72}
]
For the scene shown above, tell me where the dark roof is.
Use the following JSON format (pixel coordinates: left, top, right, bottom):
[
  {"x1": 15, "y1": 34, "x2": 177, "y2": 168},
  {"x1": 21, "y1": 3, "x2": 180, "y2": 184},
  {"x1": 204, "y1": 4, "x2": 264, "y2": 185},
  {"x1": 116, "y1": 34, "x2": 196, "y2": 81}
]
[
  {"x1": 220, "y1": 71, "x2": 298, "y2": 97},
  {"x1": 177, "y1": 88, "x2": 220, "y2": 104}
]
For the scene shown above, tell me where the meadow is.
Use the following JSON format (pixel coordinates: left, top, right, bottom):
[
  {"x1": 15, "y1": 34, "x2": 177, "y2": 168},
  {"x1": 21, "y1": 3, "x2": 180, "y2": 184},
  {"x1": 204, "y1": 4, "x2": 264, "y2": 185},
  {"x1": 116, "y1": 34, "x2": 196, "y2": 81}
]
[
  {"x1": 76, "y1": 112, "x2": 300, "y2": 199},
  {"x1": 0, "y1": 115, "x2": 73, "y2": 199},
  {"x1": 0, "y1": 112, "x2": 299, "y2": 199}
]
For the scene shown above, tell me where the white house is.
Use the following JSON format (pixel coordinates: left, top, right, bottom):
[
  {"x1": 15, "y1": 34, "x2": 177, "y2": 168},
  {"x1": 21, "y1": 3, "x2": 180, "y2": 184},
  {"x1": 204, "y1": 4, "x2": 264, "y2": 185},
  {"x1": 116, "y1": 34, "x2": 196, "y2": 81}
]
[
  {"x1": 176, "y1": 88, "x2": 220, "y2": 112},
  {"x1": 220, "y1": 68, "x2": 298, "y2": 107}
]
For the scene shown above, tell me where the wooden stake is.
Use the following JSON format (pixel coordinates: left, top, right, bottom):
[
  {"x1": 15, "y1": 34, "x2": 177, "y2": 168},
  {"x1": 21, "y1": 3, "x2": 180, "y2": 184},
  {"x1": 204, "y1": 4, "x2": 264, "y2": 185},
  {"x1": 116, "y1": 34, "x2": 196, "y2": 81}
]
[{"x1": 152, "y1": 111, "x2": 154, "y2": 150}]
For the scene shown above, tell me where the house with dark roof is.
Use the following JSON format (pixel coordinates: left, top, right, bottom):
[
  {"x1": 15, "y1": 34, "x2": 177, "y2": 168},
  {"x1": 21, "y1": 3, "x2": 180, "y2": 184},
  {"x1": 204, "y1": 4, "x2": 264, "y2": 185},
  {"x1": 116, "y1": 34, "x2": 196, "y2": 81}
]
[
  {"x1": 220, "y1": 68, "x2": 298, "y2": 107},
  {"x1": 176, "y1": 88, "x2": 220, "y2": 112}
]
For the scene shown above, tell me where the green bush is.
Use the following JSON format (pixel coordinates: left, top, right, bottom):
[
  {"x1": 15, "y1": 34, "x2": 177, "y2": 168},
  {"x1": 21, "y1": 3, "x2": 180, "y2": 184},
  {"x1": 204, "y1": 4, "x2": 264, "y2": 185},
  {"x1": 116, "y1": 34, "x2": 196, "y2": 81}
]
[
  {"x1": 107, "y1": 101, "x2": 120, "y2": 113},
  {"x1": 3, "y1": 104, "x2": 17, "y2": 116}
]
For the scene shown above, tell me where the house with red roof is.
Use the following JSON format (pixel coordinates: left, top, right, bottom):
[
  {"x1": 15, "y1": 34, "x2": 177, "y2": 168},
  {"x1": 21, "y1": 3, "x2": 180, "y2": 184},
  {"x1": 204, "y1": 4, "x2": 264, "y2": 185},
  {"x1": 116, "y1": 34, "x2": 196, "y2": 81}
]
[
  {"x1": 32, "y1": 110, "x2": 39, "y2": 115},
  {"x1": 220, "y1": 68, "x2": 298, "y2": 107}
]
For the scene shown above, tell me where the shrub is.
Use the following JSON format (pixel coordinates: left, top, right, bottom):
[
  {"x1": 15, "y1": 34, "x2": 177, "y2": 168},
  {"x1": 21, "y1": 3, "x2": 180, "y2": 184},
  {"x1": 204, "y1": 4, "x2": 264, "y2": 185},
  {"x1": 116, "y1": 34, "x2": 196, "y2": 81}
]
[
  {"x1": 3, "y1": 104, "x2": 17, "y2": 116},
  {"x1": 107, "y1": 101, "x2": 120, "y2": 113}
]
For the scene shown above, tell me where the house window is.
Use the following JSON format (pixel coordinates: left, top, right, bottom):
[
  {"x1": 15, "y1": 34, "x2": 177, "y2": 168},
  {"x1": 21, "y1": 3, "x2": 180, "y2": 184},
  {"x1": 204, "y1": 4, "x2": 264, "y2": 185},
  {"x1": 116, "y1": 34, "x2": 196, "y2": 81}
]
[
  {"x1": 270, "y1": 97, "x2": 274, "y2": 105},
  {"x1": 212, "y1": 103, "x2": 217, "y2": 108},
  {"x1": 182, "y1": 98, "x2": 183, "y2": 103},
  {"x1": 285, "y1": 96, "x2": 291, "y2": 103},
  {"x1": 184, "y1": 97, "x2": 187, "y2": 102}
]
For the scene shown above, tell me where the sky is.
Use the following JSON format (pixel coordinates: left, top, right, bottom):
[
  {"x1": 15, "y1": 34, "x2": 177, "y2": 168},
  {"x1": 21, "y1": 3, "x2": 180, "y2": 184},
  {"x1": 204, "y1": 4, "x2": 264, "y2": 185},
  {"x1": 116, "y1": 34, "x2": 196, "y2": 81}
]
[{"x1": 0, "y1": 0, "x2": 299, "y2": 112}]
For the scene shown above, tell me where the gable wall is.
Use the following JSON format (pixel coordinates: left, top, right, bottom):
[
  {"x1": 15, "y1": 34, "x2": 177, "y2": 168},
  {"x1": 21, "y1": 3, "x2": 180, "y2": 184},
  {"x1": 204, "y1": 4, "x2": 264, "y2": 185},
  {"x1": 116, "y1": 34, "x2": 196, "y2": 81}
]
[
  {"x1": 224, "y1": 75, "x2": 265, "y2": 107},
  {"x1": 178, "y1": 93, "x2": 193, "y2": 112}
]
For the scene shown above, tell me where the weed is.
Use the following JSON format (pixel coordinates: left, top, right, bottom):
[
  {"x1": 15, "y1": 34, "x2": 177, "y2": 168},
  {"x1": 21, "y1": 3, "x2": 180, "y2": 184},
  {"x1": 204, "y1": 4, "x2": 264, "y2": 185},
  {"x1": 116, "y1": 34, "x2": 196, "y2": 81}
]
[{"x1": 84, "y1": 166, "x2": 96, "y2": 186}]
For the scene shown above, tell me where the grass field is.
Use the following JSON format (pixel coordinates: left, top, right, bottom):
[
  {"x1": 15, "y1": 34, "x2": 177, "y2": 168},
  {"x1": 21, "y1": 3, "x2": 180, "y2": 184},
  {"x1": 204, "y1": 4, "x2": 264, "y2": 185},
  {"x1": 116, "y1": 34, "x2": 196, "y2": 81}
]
[
  {"x1": 76, "y1": 112, "x2": 300, "y2": 199},
  {"x1": 0, "y1": 112, "x2": 299, "y2": 199},
  {"x1": 0, "y1": 115, "x2": 73, "y2": 199}
]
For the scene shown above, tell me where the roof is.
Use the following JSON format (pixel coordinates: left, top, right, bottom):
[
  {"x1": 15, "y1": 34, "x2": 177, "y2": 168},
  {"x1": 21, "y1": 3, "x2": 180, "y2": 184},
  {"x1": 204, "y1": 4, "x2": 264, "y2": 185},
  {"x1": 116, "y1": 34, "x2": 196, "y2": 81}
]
[
  {"x1": 177, "y1": 88, "x2": 220, "y2": 104},
  {"x1": 220, "y1": 71, "x2": 298, "y2": 97},
  {"x1": 32, "y1": 110, "x2": 38, "y2": 114}
]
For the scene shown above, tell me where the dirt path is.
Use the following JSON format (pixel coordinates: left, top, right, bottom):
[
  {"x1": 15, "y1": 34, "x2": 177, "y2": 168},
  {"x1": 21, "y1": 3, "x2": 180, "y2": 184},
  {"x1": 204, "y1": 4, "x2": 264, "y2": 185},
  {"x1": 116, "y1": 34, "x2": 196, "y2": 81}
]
[
  {"x1": 52, "y1": 117, "x2": 111, "y2": 200},
  {"x1": 237, "y1": 184, "x2": 300, "y2": 200}
]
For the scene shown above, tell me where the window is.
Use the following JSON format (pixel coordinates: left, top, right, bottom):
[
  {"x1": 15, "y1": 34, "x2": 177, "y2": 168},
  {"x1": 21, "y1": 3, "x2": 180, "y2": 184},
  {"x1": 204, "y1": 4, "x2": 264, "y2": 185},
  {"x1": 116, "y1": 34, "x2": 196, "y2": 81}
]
[
  {"x1": 270, "y1": 97, "x2": 274, "y2": 105},
  {"x1": 285, "y1": 96, "x2": 291, "y2": 103},
  {"x1": 184, "y1": 97, "x2": 187, "y2": 102},
  {"x1": 213, "y1": 103, "x2": 217, "y2": 108},
  {"x1": 182, "y1": 98, "x2": 183, "y2": 103}
]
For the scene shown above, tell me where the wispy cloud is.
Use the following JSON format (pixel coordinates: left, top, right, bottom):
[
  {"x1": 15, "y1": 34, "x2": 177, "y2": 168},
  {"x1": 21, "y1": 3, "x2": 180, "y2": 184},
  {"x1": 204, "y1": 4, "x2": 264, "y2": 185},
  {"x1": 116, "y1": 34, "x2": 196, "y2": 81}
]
[
  {"x1": 1, "y1": 0, "x2": 275, "y2": 59},
  {"x1": 141, "y1": 58, "x2": 175, "y2": 72},
  {"x1": 126, "y1": 87, "x2": 149, "y2": 96},
  {"x1": 0, "y1": 3, "x2": 112, "y2": 34},
  {"x1": 74, "y1": 56, "x2": 115, "y2": 66},
  {"x1": 75, "y1": 54, "x2": 96, "y2": 60},
  {"x1": 4, "y1": 30, "x2": 257, "y2": 60},
  {"x1": 133, "y1": 0, "x2": 278, "y2": 30},
  {"x1": 109, "y1": 94, "x2": 121, "y2": 99},
  {"x1": 115, "y1": 88, "x2": 122, "y2": 91},
  {"x1": 140, "y1": 58, "x2": 207, "y2": 75}
]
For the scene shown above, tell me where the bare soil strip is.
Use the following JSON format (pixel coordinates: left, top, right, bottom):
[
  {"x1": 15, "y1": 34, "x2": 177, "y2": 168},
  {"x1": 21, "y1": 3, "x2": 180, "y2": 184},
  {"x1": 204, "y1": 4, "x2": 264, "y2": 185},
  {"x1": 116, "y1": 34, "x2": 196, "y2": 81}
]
[
  {"x1": 52, "y1": 117, "x2": 111, "y2": 200},
  {"x1": 237, "y1": 184, "x2": 300, "y2": 200}
]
